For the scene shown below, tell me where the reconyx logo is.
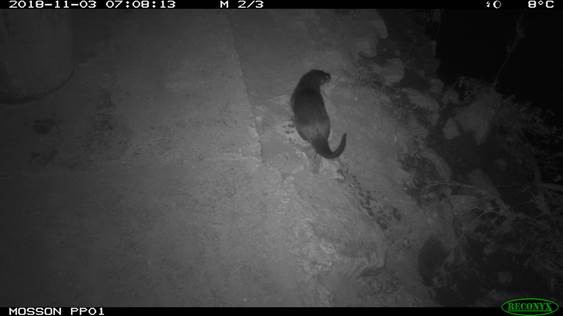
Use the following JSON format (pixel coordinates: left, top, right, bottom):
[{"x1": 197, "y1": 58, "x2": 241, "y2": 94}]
[{"x1": 502, "y1": 298, "x2": 559, "y2": 316}]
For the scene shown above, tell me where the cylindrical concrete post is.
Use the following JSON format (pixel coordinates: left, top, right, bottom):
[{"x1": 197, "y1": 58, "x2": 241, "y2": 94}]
[{"x1": 0, "y1": 11, "x2": 74, "y2": 104}]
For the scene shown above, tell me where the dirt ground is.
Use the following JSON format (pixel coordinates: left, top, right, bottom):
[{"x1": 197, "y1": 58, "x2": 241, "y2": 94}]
[{"x1": 1, "y1": 10, "x2": 434, "y2": 306}]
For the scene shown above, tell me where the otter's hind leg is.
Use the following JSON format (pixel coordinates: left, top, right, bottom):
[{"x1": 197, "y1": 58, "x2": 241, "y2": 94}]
[{"x1": 304, "y1": 148, "x2": 321, "y2": 174}]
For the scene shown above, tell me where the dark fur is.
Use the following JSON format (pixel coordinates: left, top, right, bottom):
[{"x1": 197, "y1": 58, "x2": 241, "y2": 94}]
[{"x1": 291, "y1": 69, "x2": 347, "y2": 159}]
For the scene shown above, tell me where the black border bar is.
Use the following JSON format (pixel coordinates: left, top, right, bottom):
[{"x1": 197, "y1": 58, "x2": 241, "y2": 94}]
[
  {"x1": 2, "y1": 307, "x2": 507, "y2": 315},
  {"x1": 3, "y1": 0, "x2": 560, "y2": 10}
]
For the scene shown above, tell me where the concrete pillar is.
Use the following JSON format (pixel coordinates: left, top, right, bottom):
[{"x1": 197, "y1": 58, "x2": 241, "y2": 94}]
[{"x1": 0, "y1": 11, "x2": 73, "y2": 103}]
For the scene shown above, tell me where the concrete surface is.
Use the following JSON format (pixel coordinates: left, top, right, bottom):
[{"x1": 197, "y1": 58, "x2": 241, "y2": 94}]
[{"x1": 1, "y1": 10, "x2": 429, "y2": 306}]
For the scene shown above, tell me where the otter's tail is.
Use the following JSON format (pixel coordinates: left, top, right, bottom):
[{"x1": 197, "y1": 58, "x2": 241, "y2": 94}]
[{"x1": 312, "y1": 133, "x2": 347, "y2": 159}]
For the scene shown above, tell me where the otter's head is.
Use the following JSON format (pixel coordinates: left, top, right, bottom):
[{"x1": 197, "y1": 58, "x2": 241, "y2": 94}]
[{"x1": 301, "y1": 69, "x2": 331, "y2": 87}]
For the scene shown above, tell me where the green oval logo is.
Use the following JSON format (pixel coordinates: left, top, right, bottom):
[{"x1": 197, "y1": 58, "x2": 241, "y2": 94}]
[{"x1": 502, "y1": 298, "x2": 559, "y2": 316}]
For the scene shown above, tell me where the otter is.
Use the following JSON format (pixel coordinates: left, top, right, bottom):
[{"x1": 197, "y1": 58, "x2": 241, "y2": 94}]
[{"x1": 291, "y1": 69, "x2": 347, "y2": 159}]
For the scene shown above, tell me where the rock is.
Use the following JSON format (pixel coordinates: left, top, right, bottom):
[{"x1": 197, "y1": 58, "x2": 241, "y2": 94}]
[
  {"x1": 429, "y1": 78, "x2": 444, "y2": 95},
  {"x1": 355, "y1": 38, "x2": 376, "y2": 57},
  {"x1": 402, "y1": 88, "x2": 440, "y2": 112},
  {"x1": 442, "y1": 88, "x2": 460, "y2": 105},
  {"x1": 454, "y1": 93, "x2": 499, "y2": 145},
  {"x1": 370, "y1": 13, "x2": 388, "y2": 39},
  {"x1": 370, "y1": 58, "x2": 404, "y2": 86},
  {"x1": 443, "y1": 118, "x2": 460, "y2": 140},
  {"x1": 466, "y1": 168, "x2": 500, "y2": 198},
  {"x1": 420, "y1": 148, "x2": 452, "y2": 181}
]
